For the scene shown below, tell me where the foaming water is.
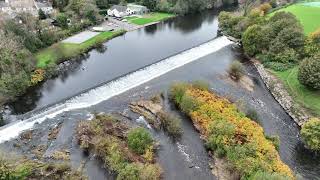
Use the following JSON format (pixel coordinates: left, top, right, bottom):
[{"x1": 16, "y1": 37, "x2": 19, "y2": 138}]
[{"x1": 0, "y1": 36, "x2": 233, "y2": 143}]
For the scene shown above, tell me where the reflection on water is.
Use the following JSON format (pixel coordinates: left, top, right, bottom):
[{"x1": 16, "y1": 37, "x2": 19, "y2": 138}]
[{"x1": 8, "y1": 8, "x2": 227, "y2": 114}]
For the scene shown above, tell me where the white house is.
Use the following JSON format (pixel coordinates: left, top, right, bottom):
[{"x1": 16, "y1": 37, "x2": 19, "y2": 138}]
[
  {"x1": 107, "y1": 5, "x2": 128, "y2": 18},
  {"x1": 127, "y1": 4, "x2": 149, "y2": 15},
  {"x1": 107, "y1": 4, "x2": 149, "y2": 18}
]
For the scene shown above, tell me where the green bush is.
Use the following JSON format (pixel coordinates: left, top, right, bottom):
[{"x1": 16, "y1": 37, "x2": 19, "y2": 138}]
[
  {"x1": 298, "y1": 54, "x2": 320, "y2": 89},
  {"x1": 228, "y1": 61, "x2": 245, "y2": 81},
  {"x1": 56, "y1": 13, "x2": 68, "y2": 29},
  {"x1": 180, "y1": 94, "x2": 199, "y2": 113},
  {"x1": 242, "y1": 24, "x2": 269, "y2": 56},
  {"x1": 169, "y1": 83, "x2": 188, "y2": 104},
  {"x1": 127, "y1": 128, "x2": 153, "y2": 155},
  {"x1": 139, "y1": 163, "x2": 162, "y2": 180},
  {"x1": 301, "y1": 118, "x2": 320, "y2": 151},
  {"x1": 191, "y1": 80, "x2": 209, "y2": 91},
  {"x1": 218, "y1": 11, "x2": 245, "y2": 39},
  {"x1": 117, "y1": 163, "x2": 140, "y2": 180},
  {"x1": 206, "y1": 119, "x2": 236, "y2": 154},
  {"x1": 263, "y1": 61, "x2": 294, "y2": 72},
  {"x1": 266, "y1": 135, "x2": 280, "y2": 151},
  {"x1": 273, "y1": 48, "x2": 298, "y2": 64},
  {"x1": 157, "y1": 112, "x2": 183, "y2": 138},
  {"x1": 246, "y1": 108, "x2": 259, "y2": 122},
  {"x1": 249, "y1": 171, "x2": 290, "y2": 180}
]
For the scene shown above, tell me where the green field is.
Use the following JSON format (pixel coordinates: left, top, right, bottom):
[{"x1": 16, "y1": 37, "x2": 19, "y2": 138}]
[
  {"x1": 125, "y1": 12, "x2": 175, "y2": 25},
  {"x1": 270, "y1": 3, "x2": 320, "y2": 35},
  {"x1": 272, "y1": 67, "x2": 320, "y2": 117},
  {"x1": 36, "y1": 30, "x2": 125, "y2": 68}
]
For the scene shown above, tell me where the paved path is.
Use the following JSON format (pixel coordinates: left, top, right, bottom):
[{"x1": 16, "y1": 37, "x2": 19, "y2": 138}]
[{"x1": 62, "y1": 31, "x2": 99, "y2": 44}]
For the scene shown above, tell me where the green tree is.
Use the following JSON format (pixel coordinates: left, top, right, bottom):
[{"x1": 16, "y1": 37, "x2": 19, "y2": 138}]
[
  {"x1": 305, "y1": 28, "x2": 320, "y2": 57},
  {"x1": 141, "y1": 0, "x2": 157, "y2": 10},
  {"x1": 117, "y1": 164, "x2": 140, "y2": 180},
  {"x1": 56, "y1": 13, "x2": 68, "y2": 29},
  {"x1": 53, "y1": 0, "x2": 69, "y2": 11},
  {"x1": 298, "y1": 53, "x2": 320, "y2": 89},
  {"x1": 301, "y1": 118, "x2": 320, "y2": 151},
  {"x1": 38, "y1": 9, "x2": 47, "y2": 20},
  {"x1": 242, "y1": 24, "x2": 264, "y2": 56},
  {"x1": 127, "y1": 128, "x2": 153, "y2": 155}
]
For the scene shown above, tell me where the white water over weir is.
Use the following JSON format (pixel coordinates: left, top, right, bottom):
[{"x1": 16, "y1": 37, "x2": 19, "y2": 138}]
[{"x1": 0, "y1": 36, "x2": 233, "y2": 143}]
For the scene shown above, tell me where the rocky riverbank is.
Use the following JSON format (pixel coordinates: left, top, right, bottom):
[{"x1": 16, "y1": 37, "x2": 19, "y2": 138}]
[{"x1": 253, "y1": 60, "x2": 309, "y2": 126}]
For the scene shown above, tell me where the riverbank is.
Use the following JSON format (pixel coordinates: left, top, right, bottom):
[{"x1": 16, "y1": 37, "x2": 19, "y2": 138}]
[
  {"x1": 36, "y1": 30, "x2": 126, "y2": 68},
  {"x1": 125, "y1": 12, "x2": 175, "y2": 26},
  {"x1": 253, "y1": 61, "x2": 310, "y2": 126},
  {"x1": 0, "y1": 13, "x2": 179, "y2": 119},
  {"x1": 271, "y1": 67, "x2": 320, "y2": 117}
]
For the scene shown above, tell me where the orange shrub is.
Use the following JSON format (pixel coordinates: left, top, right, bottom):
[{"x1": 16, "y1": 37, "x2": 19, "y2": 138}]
[
  {"x1": 259, "y1": 3, "x2": 272, "y2": 15},
  {"x1": 170, "y1": 83, "x2": 294, "y2": 179},
  {"x1": 31, "y1": 69, "x2": 45, "y2": 85}
]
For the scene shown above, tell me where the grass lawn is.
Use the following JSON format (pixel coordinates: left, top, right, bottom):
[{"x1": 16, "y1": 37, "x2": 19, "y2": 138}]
[
  {"x1": 272, "y1": 67, "x2": 320, "y2": 117},
  {"x1": 270, "y1": 3, "x2": 320, "y2": 35},
  {"x1": 125, "y1": 12, "x2": 175, "y2": 25},
  {"x1": 36, "y1": 30, "x2": 125, "y2": 68}
]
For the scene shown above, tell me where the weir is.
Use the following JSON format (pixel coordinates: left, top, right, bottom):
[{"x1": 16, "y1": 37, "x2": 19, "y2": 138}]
[{"x1": 0, "y1": 36, "x2": 233, "y2": 143}]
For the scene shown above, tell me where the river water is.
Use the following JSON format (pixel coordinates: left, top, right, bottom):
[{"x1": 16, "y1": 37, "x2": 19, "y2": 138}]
[{"x1": 2, "y1": 8, "x2": 320, "y2": 180}]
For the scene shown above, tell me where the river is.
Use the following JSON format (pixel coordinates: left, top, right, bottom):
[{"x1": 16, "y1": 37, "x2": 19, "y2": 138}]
[{"x1": 2, "y1": 7, "x2": 320, "y2": 180}]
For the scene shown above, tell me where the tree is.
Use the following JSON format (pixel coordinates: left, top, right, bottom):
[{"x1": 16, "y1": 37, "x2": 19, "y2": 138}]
[
  {"x1": 127, "y1": 128, "x2": 153, "y2": 155},
  {"x1": 240, "y1": 0, "x2": 257, "y2": 16},
  {"x1": 96, "y1": 0, "x2": 109, "y2": 9},
  {"x1": 56, "y1": 13, "x2": 68, "y2": 29},
  {"x1": 258, "y1": 3, "x2": 272, "y2": 15},
  {"x1": 53, "y1": 0, "x2": 69, "y2": 11},
  {"x1": 242, "y1": 24, "x2": 265, "y2": 56},
  {"x1": 305, "y1": 28, "x2": 320, "y2": 57},
  {"x1": 301, "y1": 118, "x2": 320, "y2": 151},
  {"x1": 298, "y1": 53, "x2": 320, "y2": 90},
  {"x1": 141, "y1": 0, "x2": 157, "y2": 11},
  {"x1": 38, "y1": 9, "x2": 47, "y2": 20}
]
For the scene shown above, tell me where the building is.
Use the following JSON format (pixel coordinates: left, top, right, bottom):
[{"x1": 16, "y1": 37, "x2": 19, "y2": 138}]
[
  {"x1": 0, "y1": 0, "x2": 53, "y2": 17},
  {"x1": 127, "y1": 4, "x2": 149, "y2": 15},
  {"x1": 107, "y1": 4, "x2": 149, "y2": 18},
  {"x1": 107, "y1": 5, "x2": 128, "y2": 17}
]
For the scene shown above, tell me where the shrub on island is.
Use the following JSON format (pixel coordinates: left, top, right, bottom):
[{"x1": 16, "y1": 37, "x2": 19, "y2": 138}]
[
  {"x1": 76, "y1": 114, "x2": 162, "y2": 180},
  {"x1": 169, "y1": 83, "x2": 294, "y2": 179}
]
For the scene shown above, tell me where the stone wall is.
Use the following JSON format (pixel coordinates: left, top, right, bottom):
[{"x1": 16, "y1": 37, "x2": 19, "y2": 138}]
[{"x1": 253, "y1": 61, "x2": 309, "y2": 126}]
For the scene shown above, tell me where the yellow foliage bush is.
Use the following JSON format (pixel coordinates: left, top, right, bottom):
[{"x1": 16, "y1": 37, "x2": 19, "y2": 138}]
[
  {"x1": 170, "y1": 83, "x2": 294, "y2": 179},
  {"x1": 259, "y1": 3, "x2": 272, "y2": 15},
  {"x1": 31, "y1": 69, "x2": 45, "y2": 85}
]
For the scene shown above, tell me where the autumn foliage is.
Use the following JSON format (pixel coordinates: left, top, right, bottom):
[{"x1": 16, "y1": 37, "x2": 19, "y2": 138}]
[
  {"x1": 76, "y1": 114, "x2": 162, "y2": 180},
  {"x1": 170, "y1": 83, "x2": 294, "y2": 179}
]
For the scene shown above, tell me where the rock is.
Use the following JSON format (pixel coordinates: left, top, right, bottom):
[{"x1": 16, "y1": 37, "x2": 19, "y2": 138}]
[
  {"x1": 253, "y1": 61, "x2": 309, "y2": 126},
  {"x1": 20, "y1": 130, "x2": 34, "y2": 141},
  {"x1": 129, "y1": 100, "x2": 163, "y2": 129}
]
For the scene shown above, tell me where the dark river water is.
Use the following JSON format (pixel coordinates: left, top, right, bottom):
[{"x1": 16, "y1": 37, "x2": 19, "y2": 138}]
[{"x1": 2, "y1": 7, "x2": 320, "y2": 180}]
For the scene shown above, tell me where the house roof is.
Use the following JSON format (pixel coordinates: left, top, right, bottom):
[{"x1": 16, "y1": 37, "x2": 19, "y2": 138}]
[{"x1": 110, "y1": 5, "x2": 127, "y2": 12}]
